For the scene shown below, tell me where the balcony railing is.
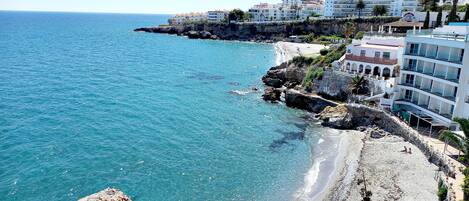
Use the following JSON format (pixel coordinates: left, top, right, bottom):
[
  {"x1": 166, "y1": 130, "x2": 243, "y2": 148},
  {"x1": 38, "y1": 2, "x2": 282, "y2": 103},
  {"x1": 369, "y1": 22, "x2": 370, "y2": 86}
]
[
  {"x1": 404, "y1": 50, "x2": 463, "y2": 65},
  {"x1": 395, "y1": 99, "x2": 453, "y2": 120},
  {"x1": 397, "y1": 83, "x2": 456, "y2": 102},
  {"x1": 345, "y1": 54, "x2": 398, "y2": 65},
  {"x1": 401, "y1": 67, "x2": 460, "y2": 84}
]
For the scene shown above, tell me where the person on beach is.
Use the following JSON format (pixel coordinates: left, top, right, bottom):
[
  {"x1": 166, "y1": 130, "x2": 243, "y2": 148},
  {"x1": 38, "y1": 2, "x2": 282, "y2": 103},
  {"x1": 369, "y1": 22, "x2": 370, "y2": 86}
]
[
  {"x1": 408, "y1": 148, "x2": 412, "y2": 154},
  {"x1": 401, "y1": 146, "x2": 407, "y2": 153}
]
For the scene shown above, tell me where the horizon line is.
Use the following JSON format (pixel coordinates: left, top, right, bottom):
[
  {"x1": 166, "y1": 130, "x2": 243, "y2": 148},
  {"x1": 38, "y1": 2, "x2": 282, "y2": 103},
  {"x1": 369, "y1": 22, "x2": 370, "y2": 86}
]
[{"x1": 0, "y1": 9, "x2": 177, "y2": 15}]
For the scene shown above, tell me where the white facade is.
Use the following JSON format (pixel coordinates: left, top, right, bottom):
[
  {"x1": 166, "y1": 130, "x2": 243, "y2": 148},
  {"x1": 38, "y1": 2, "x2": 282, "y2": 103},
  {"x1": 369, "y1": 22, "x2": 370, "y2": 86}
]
[
  {"x1": 207, "y1": 10, "x2": 228, "y2": 23},
  {"x1": 342, "y1": 37, "x2": 404, "y2": 79},
  {"x1": 323, "y1": 0, "x2": 420, "y2": 17},
  {"x1": 248, "y1": 3, "x2": 301, "y2": 22},
  {"x1": 401, "y1": 11, "x2": 465, "y2": 28},
  {"x1": 169, "y1": 12, "x2": 208, "y2": 25},
  {"x1": 394, "y1": 25, "x2": 469, "y2": 128},
  {"x1": 301, "y1": 3, "x2": 324, "y2": 18}
]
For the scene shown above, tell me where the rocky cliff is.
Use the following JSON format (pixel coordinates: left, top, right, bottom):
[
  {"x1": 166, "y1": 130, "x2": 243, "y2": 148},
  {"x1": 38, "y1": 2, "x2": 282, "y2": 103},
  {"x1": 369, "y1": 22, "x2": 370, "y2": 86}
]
[{"x1": 134, "y1": 17, "x2": 400, "y2": 42}]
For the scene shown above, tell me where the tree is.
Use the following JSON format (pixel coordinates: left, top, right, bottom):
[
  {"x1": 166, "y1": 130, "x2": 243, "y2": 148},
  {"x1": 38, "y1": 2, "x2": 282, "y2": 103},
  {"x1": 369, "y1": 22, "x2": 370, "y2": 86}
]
[
  {"x1": 430, "y1": 0, "x2": 439, "y2": 11},
  {"x1": 439, "y1": 130, "x2": 463, "y2": 154},
  {"x1": 343, "y1": 22, "x2": 356, "y2": 41},
  {"x1": 423, "y1": 10, "x2": 430, "y2": 29},
  {"x1": 464, "y1": 4, "x2": 469, "y2": 21},
  {"x1": 228, "y1": 9, "x2": 245, "y2": 23},
  {"x1": 372, "y1": 5, "x2": 388, "y2": 16},
  {"x1": 349, "y1": 75, "x2": 369, "y2": 94},
  {"x1": 447, "y1": 0, "x2": 460, "y2": 24},
  {"x1": 243, "y1": 12, "x2": 252, "y2": 22},
  {"x1": 356, "y1": 0, "x2": 366, "y2": 19},
  {"x1": 436, "y1": 7, "x2": 443, "y2": 27},
  {"x1": 438, "y1": 118, "x2": 469, "y2": 157}
]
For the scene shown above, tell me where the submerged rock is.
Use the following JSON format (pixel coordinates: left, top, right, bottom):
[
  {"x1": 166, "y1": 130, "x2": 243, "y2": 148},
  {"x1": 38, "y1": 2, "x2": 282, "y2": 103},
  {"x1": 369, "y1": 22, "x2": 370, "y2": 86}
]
[{"x1": 79, "y1": 188, "x2": 131, "y2": 201}]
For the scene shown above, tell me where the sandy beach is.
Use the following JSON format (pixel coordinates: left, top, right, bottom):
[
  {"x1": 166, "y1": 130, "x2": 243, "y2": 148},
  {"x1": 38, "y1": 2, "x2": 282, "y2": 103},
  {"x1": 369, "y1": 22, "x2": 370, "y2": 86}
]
[{"x1": 274, "y1": 42, "x2": 326, "y2": 64}]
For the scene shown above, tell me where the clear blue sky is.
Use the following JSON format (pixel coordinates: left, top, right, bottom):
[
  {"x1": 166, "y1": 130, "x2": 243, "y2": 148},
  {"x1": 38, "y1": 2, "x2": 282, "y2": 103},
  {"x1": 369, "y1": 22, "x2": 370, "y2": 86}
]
[{"x1": 0, "y1": 0, "x2": 279, "y2": 14}]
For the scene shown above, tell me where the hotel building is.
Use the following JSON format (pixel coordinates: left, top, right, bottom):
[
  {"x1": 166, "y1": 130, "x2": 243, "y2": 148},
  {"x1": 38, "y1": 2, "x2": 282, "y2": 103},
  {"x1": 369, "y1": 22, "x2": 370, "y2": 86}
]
[
  {"x1": 323, "y1": 0, "x2": 420, "y2": 17},
  {"x1": 394, "y1": 25, "x2": 469, "y2": 129},
  {"x1": 207, "y1": 10, "x2": 228, "y2": 23}
]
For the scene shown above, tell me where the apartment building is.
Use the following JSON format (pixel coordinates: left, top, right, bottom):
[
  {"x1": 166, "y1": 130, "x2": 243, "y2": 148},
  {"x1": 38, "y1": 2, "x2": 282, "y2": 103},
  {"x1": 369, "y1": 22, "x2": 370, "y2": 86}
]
[
  {"x1": 323, "y1": 0, "x2": 420, "y2": 17},
  {"x1": 207, "y1": 10, "x2": 228, "y2": 23},
  {"x1": 248, "y1": 3, "x2": 300, "y2": 22},
  {"x1": 169, "y1": 12, "x2": 208, "y2": 25},
  {"x1": 394, "y1": 24, "x2": 469, "y2": 128}
]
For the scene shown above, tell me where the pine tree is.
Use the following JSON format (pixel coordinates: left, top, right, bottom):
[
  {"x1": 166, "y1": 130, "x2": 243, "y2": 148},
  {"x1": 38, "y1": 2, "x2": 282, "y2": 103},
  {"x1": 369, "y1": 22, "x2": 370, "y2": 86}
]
[
  {"x1": 464, "y1": 4, "x2": 469, "y2": 22},
  {"x1": 356, "y1": 0, "x2": 365, "y2": 19},
  {"x1": 436, "y1": 7, "x2": 443, "y2": 27},
  {"x1": 423, "y1": 10, "x2": 430, "y2": 29},
  {"x1": 447, "y1": 0, "x2": 459, "y2": 24}
]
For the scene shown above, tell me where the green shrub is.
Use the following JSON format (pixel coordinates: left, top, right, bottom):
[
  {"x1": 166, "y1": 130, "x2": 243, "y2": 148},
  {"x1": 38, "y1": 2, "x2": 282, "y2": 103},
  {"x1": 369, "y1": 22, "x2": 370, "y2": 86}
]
[
  {"x1": 320, "y1": 48, "x2": 329, "y2": 56},
  {"x1": 302, "y1": 66, "x2": 324, "y2": 90},
  {"x1": 355, "y1": 31, "x2": 365, "y2": 39},
  {"x1": 292, "y1": 56, "x2": 315, "y2": 66},
  {"x1": 437, "y1": 180, "x2": 448, "y2": 201}
]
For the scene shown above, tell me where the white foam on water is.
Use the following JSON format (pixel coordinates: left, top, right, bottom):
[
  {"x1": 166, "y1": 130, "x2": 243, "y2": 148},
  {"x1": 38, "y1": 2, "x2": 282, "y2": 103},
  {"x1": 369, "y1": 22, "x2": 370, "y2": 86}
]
[{"x1": 294, "y1": 156, "x2": 326, "y2": 201}]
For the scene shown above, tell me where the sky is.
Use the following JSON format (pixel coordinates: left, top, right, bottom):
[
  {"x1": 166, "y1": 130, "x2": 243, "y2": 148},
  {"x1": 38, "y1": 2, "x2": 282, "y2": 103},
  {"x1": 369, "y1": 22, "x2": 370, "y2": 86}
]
[{"x1": 0, "y1": 0, "x2": 279, "y2": 14}]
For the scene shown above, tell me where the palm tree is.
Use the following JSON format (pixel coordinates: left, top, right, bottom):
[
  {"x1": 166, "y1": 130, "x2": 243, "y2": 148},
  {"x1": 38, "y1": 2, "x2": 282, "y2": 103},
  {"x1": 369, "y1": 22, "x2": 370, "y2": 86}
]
[
  {"x1": 439, "y1": 130, "x2": 463, "y2": 154},
  {"x1": 438, "y1": 118, "x2": 469, "y2": 157},
  {"x1": 349, "y1": 75, "x2": 368, "y2": 95},
  {"x1": 356, "y1": 0, "x2": 366, "y2": 19},
  {"x1": 343, "y1": 22, "x2": 356, "y2": 42}
]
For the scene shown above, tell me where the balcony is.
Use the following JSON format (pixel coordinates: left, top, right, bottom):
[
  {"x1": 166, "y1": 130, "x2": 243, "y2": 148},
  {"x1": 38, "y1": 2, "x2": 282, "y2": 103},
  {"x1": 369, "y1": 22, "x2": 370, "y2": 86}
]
[
  {"x1": 397, "y1": 83, "x2": 456, "y2": 102},
  {"x1": 404, "y1": 50, "x2": 463, "y2": 65},
  {"x1": 401, "y1": 67, "x2": 460, "y2": 84},
  {"x1": 395, "y1": 99, "x2": 453, "y2": 121},
  {"x1": 345, "y1": 54, "x2": 398, "y2": 65}
]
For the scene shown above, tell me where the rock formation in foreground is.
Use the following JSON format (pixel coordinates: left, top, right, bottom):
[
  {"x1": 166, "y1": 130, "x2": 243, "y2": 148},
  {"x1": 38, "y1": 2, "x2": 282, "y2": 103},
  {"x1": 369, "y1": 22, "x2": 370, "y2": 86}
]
[{"x1": 79, "y1": 188, "x2": 131, "y2": 201}]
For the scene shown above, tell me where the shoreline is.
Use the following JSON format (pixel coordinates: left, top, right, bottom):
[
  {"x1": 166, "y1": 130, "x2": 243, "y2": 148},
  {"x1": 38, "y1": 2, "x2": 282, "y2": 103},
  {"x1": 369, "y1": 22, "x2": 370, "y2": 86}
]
[{"x1": 272, "y1": 43, "x2": 440, "y2": 201}]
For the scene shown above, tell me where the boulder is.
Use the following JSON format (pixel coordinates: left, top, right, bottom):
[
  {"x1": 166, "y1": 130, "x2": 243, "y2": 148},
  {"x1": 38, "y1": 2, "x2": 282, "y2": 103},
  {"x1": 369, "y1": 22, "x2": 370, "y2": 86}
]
[
  {"x1": 79, "y1": 188, "x2": 131, "y2": 201},
  {"x1": 285, "y1": 89, "x2": 337, "y2": 113},
  {"x1": 186, "y1": 31, "x2": 200, "y2": 39},
  {"x1": 262, "y1": 87, "x2": 281, "y2": 102},
  {"x1": 318, "y1": 105, "x2": 354, "y2": 129}
]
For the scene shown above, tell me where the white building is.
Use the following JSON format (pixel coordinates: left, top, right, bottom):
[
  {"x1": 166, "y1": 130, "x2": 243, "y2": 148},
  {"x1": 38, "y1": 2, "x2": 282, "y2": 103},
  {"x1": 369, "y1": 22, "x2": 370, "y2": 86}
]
[
  {"x1": 394, "y1": 24, "x2": 469, "y2": 129},
  {"x1": 301, "y1": 3, "x2": 324, "y2": 18},
  {"x1": 401, "y1": 11, "x2": 465, "y2": 28},
  {"x1": 323, "y1": 0, "x2": 420, "y2": 18},
  {"x1": 169, "y1": 12, "x2": 208, "y2": 25},
  {"x1": 343, "y1": 37, "x2": 404, "y2": 79},
  {"x1": 248, "y1": 3, "x2": 301, "y2": 22},
  {"x1": 207, "y1": 10, "x2": 228, "y2": 23}
]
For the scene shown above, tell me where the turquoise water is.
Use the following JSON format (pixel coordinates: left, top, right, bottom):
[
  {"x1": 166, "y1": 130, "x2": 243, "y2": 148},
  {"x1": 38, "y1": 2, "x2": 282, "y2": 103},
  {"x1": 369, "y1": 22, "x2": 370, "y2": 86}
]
[{"x1": 0, "y1": 12, "x2": 321, "y2": 201}]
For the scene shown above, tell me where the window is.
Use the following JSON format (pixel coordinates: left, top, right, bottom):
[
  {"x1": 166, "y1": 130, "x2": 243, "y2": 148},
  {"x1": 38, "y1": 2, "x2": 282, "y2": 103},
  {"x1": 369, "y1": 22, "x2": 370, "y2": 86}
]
[
  {"x1": 347, "y1": 49, "x2": 351, "y2": 53},
  {"x1": 408, "y1": 59, "x2": 417, "y2": 69},
  {"x1": 383, "y1": 52, "x2": 391, "y2": 59},
  {"x1": 409, "y1": 43, "x2": 419, "y2": 54},
  {"x1": 466, "y1": 96, "x2": 469, "y2": 103},
  {"x1": 375, "y1": 52, "x2": 381, "y2": 58},
  {"x1": 360, "y1": 50, "x2": 366, "y2": 56},
  {"x1": 405, "y1": 90, "x2": 413, "y2": 100}
]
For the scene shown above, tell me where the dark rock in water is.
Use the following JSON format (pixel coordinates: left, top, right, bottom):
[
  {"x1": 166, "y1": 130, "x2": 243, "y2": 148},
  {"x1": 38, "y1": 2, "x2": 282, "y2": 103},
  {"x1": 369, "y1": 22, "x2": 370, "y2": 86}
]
[
  {"x1": 262, "y1": 77, "x2": 284, "y2": 88},
  {"x1": 285, "y1": 89, "x2": 337, "y2": 113},
  {"x1": 262, "y1": 87, "x2": 281, "y2": 102},
  {"x1": 228, "y1": 82, "x2": 241, "y2": 86},
  {"x1": 251, "y1": 87, "x2": 259, "y2": 91}
]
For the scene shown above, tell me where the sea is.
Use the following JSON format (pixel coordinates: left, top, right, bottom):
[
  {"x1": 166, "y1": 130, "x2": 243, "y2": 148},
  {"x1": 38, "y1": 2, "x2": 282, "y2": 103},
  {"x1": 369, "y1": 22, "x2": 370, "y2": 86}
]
[{"x1": 0, "y1": 11, "x2": 344, "y2": 201}]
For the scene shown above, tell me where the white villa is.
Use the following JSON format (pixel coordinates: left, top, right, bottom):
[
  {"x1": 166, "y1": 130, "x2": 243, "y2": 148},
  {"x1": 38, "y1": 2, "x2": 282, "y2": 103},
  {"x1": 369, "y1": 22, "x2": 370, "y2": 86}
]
[
  {"x1": 394, "y1": 24, "x2": 469, "y2": 129},
  {"x1": 169, "y1": 12, "x2": 208, "y2": 25},
  {"x1": 343, "y1": 37, "x2": 404, "y2": 80}
]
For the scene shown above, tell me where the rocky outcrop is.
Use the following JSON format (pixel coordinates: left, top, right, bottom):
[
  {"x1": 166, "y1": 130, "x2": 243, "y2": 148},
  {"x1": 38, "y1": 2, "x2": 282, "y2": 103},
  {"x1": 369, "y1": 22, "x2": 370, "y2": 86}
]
[
  {"x1": 262, "y1": 61, "x2": 308, "y2": 88},
  {"x1": 262, "y1": 87, "x2": 281, "y2": 102},
  {"x1": 285, "y1": 89, "x2": 337, "y2": 113},
  {"x1": 318, "y1": 105, "x2": 353, "y2": 129},
  {"x1": 79, "y1": 188, "x2": 131, "y2": 201},
  {"x1": 134, "y1": 17, "x2": 400, "y2": 42}
]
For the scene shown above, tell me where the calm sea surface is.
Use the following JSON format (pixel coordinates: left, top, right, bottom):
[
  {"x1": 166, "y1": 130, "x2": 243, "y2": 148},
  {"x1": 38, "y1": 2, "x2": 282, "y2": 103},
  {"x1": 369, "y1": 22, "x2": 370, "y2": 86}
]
[{"x1": 0, "y1": 11, "x2": 327, "y2": 201}]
